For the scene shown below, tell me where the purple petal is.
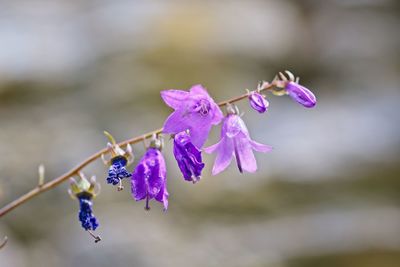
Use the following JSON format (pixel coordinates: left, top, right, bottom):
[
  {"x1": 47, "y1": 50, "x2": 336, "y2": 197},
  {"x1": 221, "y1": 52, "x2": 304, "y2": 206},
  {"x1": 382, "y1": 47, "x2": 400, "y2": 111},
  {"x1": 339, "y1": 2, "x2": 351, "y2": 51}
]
[
  {"x1": 211, "y1": 103, "x2": 224, "y2": 125},
  {"x1": 249, "y1": 140, "x2": 273, "y2": 153},
  {"x1": 210, "y1": 137, "x2": 234, "y2": 175},
  {"x1": 131, "y1": 162, "x2": 148, "y2": 201},
  {"x1": 224, "y1": 115, "x2": 244, "y2": 138},
  {"x1": 189, "y1": 123, "x2": 213, "y2": 148},
  {"x1": 155, "y1": 183, "x2": 169, "y2": 211},
  {"x1": 161, "y1": 90, "x2": 189, "y2": 109},
  {"x1": 146, "y1": 149, "x2": 164, "y2": 198},
  {"x1": 234, "y1": 135, "x2": 257, "y2": 173},
  {"x1": 189, "y1": 84, "x2": 208, "y2": 95},
  {"x1": 163, "y1": 110, "x2": 189, "y2": 134},
  {"x1": 204, "y1": 141, "x2": 220, "y2": 154}
]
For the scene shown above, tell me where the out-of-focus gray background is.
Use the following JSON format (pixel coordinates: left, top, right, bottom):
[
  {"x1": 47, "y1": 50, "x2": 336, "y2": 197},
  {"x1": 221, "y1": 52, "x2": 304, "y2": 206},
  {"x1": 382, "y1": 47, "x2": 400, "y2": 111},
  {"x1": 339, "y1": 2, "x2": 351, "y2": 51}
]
[{"x1": 0, "y1": 1, "x2": 399, "y2": 266}]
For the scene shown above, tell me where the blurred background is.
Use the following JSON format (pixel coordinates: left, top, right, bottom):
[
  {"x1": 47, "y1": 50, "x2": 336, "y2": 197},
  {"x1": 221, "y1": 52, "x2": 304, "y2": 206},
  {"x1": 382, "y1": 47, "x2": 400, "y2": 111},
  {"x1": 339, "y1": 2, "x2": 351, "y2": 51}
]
[{"x1": 0, "y1": 0, "x2": 400, "y2": 266}]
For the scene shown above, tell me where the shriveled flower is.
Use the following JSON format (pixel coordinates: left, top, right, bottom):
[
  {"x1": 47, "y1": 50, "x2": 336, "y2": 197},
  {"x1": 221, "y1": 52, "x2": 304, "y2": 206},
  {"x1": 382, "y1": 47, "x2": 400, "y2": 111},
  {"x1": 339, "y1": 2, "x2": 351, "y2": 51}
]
[
  {"x1": 161, "y1": 84, "x2": 223, "y2": 148},
  {"x1": 131, "y1": 138, "x2": 168, "y2": 211},
  {"x1": 78, "y1": 195, "x2": 99, "y2": 231},
  {"x1": 69, "y1": 173, "x2": 100, "y2": 232},
  {"x1": 107, "y1": 156, "x2": 131, "y2": 186},
  {"x1": 173, "y1": 131, "x2": 205, "y2": 183},
  {"x1": 205, "y1": 105, "x2": 272, "y2": 175},
  {"x1": 101, "y1": 131, "x2": 134, "y2": 191},
  {"x1": 248, "y1": 91, "x2": 269, "y2": 113},
  {"x1": 285, "y1": 81, "x2": 316, "y2": 108}
]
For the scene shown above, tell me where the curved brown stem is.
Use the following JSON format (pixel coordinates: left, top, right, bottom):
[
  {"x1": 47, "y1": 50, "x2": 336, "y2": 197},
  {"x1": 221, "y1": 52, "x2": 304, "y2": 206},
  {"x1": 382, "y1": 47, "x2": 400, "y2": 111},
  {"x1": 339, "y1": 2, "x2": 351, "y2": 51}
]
[{"x1": 0, "y1": 82, "x2": 275, "y2": 218}]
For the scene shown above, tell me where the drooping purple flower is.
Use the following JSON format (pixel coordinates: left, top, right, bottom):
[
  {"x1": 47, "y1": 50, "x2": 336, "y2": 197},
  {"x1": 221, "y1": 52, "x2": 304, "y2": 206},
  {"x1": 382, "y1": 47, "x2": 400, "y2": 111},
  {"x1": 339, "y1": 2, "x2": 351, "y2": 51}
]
[
  {"x1": 173, "y1": 131, "x2": 205, "y2": 183},
  {"x1": 131, "y1": 147, "x2": 168, "y2": 211},
  {"x1": 248, "y1": 91, "x2": 269, "y2": 113},
  {"x1": 161, "y1": 85, "x2": 223, "y2": 148},
  {"x1": 205, "y1": 107, "x2": 272, "y2": 175},
  {"x1": 285, "y1": 81, "x2": 316, "y2": 108}
]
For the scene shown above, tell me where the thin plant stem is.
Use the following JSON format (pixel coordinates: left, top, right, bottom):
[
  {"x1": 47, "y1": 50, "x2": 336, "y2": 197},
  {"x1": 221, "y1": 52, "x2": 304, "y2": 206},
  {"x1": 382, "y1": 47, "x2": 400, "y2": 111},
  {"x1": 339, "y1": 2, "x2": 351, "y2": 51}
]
[{"x1": 0, "y1": 82, "x2": 276, "y2": 217}]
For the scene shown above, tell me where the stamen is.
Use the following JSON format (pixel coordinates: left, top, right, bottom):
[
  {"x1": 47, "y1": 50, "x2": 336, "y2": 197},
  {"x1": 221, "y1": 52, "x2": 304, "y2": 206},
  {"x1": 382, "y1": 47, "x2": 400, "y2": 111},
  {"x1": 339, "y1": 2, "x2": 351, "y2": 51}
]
[
  {"x1": 145, "y1": 195, "x2": 151, "y2": 211},
  {"x1": 117, "y1": 178, "x2": 124, "y2": 191},
  {"x1": 87, "y1": 230, "x2": 101, "y2": 243},
  {"x1": 233, "y1": 139, "x2": 243, "y2": 173}
]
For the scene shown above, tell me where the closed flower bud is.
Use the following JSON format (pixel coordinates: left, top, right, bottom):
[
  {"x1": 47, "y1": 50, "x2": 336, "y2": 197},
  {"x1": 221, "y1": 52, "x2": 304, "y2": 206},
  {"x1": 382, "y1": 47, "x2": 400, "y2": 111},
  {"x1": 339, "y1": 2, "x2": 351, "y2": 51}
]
[
  {"x1": 248, "y1": 91, "x2": 269, "y2": 113},
  {"x1": 285, "y1": 82, "x2": 316, "y2": 108}
]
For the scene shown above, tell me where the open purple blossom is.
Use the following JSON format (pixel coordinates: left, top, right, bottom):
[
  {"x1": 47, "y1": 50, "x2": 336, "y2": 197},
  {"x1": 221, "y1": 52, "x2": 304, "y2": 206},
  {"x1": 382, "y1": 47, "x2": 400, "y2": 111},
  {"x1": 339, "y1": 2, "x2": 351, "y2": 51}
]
[
  {"x1": 248, "y1": 91, "x2": 269, "y2": 113},
  {"x1": 285, "y1": 81, "x2": 316, "y2": 108},
  {"x1": 161, "y1": 84, "x2": 223, "y2": 148},
  {"x1": 205, "y1": 105, "x2": 272, "y2": 175},
  {"x1": 173, "y1": 131, "x2": 205, "y2": 183},
  {"x1": 131, "y1": 145, "x2": 168, "y2": 211}
]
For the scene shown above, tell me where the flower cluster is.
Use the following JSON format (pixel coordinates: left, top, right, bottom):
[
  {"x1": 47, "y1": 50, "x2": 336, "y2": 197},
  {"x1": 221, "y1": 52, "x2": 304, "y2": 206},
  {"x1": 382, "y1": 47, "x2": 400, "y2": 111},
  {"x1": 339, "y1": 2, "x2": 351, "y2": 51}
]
[{"x1": 67, "y1": 71, "x2": 316, "y2": 240}]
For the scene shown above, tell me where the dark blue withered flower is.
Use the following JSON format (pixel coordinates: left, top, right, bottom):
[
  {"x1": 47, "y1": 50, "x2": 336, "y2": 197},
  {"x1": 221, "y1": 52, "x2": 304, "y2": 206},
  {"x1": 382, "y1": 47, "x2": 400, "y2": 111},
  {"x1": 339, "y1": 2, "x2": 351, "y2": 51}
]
[
  {"x1": 173, "y1": 131, "x2": 204, "y2": 183},
  {"x1": 69, "y1": 173, "x2": 101, "y2": 242},
  {"x1": 78, "y1": 195, "x2": 99, "y2": 231},
  {"x1": 102, "y1": 131, "x2": 134, "y2": 191}
]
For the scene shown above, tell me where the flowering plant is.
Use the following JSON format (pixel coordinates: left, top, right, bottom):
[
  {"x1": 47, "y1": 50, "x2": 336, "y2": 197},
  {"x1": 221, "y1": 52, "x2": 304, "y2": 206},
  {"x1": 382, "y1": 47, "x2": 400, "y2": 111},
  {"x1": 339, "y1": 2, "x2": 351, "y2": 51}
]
[{"x1": 0, "y1": 71, "x2": 316, "y2": 244}]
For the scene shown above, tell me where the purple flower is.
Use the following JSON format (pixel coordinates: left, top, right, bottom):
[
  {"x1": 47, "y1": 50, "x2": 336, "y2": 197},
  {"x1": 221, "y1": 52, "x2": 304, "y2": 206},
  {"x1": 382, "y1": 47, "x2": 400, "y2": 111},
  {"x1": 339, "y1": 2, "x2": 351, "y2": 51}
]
[
  {"x1": 205, "y1": 110, "x2": 272, "y2": 175},
  {"x1": 131, "y1": 147, "x2": 168, "y2": 211},
  {"x1": 248, "y1": 91, "x2": 269, "y2": 113},
  {"x1": 285, "y1": 81, "x2": 316, "y2": 108},
  {"x1": 161, "y1": 85, "x2": 223, "y2": 148},
  {"x1": 173, "y1": 131, "x2": 205, "y2": 183}
]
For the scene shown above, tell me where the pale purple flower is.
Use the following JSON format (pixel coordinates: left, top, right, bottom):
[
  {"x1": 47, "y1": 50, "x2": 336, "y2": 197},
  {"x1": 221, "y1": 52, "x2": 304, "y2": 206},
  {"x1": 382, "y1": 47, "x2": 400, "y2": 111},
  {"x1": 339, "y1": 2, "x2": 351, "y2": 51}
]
[
  {"x1": 205, "y1": 111, "x2": 272, "y2": 175},
  {"x1": 248, "y1": 91, "x2": 269, "y2": 113},
  {"x1": 173, "y1": 131, "x2": 205, "y2": 183},
  {"x1": 131, "y1": 147, "x2": 168, "y2": 211},
  {"x1": 285, "y1": 81, "x2": 316, "y2": 108},
  {"x1": 161, "y1": 85, "x2": 223, "y2": 148}
]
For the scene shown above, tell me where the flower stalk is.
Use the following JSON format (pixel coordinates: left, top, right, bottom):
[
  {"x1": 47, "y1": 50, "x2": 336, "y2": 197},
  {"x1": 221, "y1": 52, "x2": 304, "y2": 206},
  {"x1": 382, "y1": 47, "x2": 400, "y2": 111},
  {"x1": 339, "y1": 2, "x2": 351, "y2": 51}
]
[{"x1": 0, "y1": 72, "x2": 313, "y2": 218}]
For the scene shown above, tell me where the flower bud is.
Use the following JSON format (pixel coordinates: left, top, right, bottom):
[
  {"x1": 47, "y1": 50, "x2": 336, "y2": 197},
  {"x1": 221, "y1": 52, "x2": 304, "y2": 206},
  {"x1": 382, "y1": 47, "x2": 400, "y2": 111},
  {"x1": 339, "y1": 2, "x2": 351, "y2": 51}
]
[
  {"x1": 285, "y1": 82, "x2": 316, "y2": 108},
  {"x1": 248, "y1": 91, "x2": 269, "y2": 113}
]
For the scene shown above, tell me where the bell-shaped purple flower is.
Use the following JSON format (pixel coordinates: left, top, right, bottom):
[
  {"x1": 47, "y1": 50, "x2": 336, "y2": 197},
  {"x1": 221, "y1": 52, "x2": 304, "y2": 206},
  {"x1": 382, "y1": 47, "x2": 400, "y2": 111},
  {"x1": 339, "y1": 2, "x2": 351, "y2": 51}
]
[
  {"x1": 173, "y1": 131, "x2": 205, "y2": 183},
  {"x1": 161, "y1": 85, "x2": 223, "y2": 148},
  {"x1": 285, "y1": 81, "x2": 316, "y2": 108},
  {"x1": 248, "y1": 91, "x2": 269, "y2": 113},
  {"x1": 205, "y1": 109, "x2": 272, "y2": 175},
  {"x1": 131, "y1": 147, "x2": 168, "y2": 211}
]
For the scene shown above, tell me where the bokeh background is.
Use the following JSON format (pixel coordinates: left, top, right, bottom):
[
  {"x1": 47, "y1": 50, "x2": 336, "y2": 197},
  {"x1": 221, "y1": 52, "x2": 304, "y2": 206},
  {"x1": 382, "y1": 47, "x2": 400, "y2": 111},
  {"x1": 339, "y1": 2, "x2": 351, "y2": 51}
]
[{"x1": 1, "y1": 0, "x2": 400, "y2": 266}]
